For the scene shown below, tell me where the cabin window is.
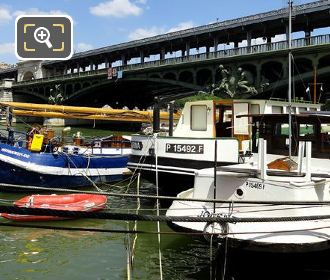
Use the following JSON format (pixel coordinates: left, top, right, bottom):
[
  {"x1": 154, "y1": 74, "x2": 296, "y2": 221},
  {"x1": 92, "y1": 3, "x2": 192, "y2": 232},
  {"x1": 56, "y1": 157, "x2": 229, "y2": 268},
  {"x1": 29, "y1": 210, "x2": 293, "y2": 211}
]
[
  {"x1": 191, "y1": 105, "x2": 207, "y2": 131},
  {"x1": 251, "y1": 104, "x2": 260, "y2": 114},
  {"x1": 274, "y1": 123, "x2": 289, "y2": 136},
  {"x1": 299, "y1": 124, "x2": 315, "y2": 137},
  {"x1": 299, "y1": 107, "x2": 307, "y2": 113},
  {"x1": 272, "y1": 106, "x2": 283, "y2": 114}
]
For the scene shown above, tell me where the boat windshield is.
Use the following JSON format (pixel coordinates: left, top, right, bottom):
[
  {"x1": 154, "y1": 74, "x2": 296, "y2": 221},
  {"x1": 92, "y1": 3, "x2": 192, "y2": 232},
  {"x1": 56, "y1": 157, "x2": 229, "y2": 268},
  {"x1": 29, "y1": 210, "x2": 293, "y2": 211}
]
[{"x1": 251, "y1": 114, "x2": 330, "y2": 158}]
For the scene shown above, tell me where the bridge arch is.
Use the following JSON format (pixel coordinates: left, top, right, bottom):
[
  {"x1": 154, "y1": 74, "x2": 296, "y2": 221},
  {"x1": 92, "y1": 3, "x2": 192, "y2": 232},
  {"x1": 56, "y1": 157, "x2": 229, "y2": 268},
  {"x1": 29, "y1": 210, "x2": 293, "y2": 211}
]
[
  {"x1": 163, "y1": 72, "x2": 177, "y2": 80},
  {"x1": 13, "y1": 89, "x2": 48, "y2": 102},
  {"x1": 261, "y1": 61, "x2": 283, "y2": 83},
  {"x1": 66, "y1": 77, "x2": 202, "y2": 103},
  {"x1": 239, "y1": 63, "x2": 257, "y2": 84},
  {"x1": 74, "y1": 83, "x2": 82, "y2": 92},
  {"x1": 293, "y1": 57, "x2": 313, "y2": 74},
  {"x1": 196, "y1": 68, "x2": 213, "y2": 86},
  {"x1": 22, "y1": 71, "x2": 35, "y2": 81},
  {"x1": 149, "y1": 74, "x2": 161, "y2": 79},
  {"x1": 319, "y1": 55, "x2": 330, "y2": 69},
  {"x1": 178, "y1": 70, "x2": 194, "y2": 83}
]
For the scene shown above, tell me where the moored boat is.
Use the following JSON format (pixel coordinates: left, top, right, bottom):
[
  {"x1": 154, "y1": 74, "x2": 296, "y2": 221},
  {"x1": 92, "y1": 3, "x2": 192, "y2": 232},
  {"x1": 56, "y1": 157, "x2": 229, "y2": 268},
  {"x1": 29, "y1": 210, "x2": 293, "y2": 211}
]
[
  {"x1": 1, "y1": 193, "x2": 107, "y2": 222},
  {"x1": 128, "y1": 98, "x2": 321, "y2": 193},
  {"x1": 166, "y1": 133, "x2": 330, "y2": 252},
  {"x1": 0, "y1": 126, "x2": 131, "y2": 190},
  {"x1": 0, "y1": 141, "x2": 130, "y2": 189}
]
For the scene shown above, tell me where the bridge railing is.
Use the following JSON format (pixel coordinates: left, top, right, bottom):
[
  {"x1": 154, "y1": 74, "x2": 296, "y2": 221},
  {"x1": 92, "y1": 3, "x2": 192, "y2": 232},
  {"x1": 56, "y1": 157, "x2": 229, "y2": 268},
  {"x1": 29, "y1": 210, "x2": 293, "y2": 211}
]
[
  {"x1": 16, "y1": 68, "x2": 108, "y2": 86},
  {"x1": 15, "y1": 33, "x2": 330, "y2": 86},
  {"x1": 118, "y1": 34, "x2": 330, "y2": 72}
]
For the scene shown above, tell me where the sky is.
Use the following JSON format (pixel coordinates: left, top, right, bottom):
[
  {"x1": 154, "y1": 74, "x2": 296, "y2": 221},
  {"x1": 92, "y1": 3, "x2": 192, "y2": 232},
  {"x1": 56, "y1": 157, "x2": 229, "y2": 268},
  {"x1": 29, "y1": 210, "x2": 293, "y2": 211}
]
[{"x1": 0, "y1": 0, "x2": 319, "y2": 64}]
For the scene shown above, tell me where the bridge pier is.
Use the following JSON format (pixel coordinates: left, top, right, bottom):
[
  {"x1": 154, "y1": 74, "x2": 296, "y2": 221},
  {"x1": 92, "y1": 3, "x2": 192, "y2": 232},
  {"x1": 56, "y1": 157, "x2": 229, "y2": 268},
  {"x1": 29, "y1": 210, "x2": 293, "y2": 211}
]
[
  {"x1": 140, "y1": 50, "x2": 145, "y2": 63},
  {"x1": 247, "y1": 31, "x2": 252, "y2": 53},
  {"x1": 185, "y1": 42, "x2": 190, "y2": 56},
  {"x1": 305, "y1": 29, "x2": 313, "y2": 45},
  {"x1": 121, "y1": 54, "x2": 127, "y2": 66}
]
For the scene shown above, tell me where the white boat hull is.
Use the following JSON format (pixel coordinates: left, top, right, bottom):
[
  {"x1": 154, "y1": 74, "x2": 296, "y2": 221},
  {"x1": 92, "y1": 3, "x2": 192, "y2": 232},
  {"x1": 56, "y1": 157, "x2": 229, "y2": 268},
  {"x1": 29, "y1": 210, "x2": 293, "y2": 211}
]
[{"x1": 167, "y1": 171, "x2": 330, "y2": 252}]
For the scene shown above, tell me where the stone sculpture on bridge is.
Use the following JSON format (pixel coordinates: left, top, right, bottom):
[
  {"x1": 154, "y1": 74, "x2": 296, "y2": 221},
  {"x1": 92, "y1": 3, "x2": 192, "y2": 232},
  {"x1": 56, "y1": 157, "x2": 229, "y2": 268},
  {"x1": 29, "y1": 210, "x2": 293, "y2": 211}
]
[
  {"x1": 210, "y1": 64, "x2": 260, "y2": 98},
  {"x1": 48, "y1": 84, "x2": 66, "y2": 105}
]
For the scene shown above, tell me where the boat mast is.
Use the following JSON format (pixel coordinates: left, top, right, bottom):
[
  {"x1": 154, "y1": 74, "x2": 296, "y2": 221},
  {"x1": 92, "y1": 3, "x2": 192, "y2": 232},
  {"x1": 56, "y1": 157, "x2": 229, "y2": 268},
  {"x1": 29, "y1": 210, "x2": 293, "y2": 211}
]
[{"x1": 288, "y1": 0, "x2": 293, "y2": 158}]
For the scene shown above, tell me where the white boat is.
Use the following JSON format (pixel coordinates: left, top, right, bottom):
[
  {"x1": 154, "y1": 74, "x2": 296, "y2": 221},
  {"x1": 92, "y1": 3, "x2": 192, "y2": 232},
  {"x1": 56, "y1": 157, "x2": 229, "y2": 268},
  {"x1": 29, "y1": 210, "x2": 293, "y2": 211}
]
[
  {"x1": 166, "y1": 135, "x2": 330, "y2": 252},
  {"x1": 128, "y1": 99, "x2": 320, "y2": 192},
  {"x1": 167, "y1": 0, "x2": 330, "y2": 253}
]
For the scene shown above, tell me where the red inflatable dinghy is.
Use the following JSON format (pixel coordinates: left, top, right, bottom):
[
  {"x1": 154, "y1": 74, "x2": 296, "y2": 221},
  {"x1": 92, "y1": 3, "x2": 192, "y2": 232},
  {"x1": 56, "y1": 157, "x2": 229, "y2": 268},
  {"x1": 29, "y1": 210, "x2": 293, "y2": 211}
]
[{"x1": 1, "y1": 194, "x2": 107, "y2": 222}]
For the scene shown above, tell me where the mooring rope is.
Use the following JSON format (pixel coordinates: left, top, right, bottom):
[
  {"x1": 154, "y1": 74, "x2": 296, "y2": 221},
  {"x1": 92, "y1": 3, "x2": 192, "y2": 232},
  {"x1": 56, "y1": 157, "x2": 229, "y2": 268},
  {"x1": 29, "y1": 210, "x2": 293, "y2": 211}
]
[
  {"x1": 2, "y1": 182, "x2": 330, "y2": 206},
  {"x1": 154, "y1": 134, "x2": 163, "y2": 280},
  {"x1": 2, "y1": 222, "x2": 330, "y2": 237},
  {"x1": 1, "y1": 205, "x2": 330, "y2": 223}
]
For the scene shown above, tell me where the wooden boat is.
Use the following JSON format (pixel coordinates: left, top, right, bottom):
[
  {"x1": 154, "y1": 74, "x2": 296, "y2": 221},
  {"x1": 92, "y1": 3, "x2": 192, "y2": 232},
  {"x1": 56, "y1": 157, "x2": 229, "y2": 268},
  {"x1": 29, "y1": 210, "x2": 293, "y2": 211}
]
[{"x1": 1, "y1": 193, "x2": 107, "y2": 222}]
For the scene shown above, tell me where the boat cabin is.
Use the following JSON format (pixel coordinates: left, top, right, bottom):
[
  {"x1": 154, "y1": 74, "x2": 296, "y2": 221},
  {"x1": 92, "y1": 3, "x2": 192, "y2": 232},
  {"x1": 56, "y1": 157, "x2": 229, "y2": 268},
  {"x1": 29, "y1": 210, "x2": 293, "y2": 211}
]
[
  {"x1": 249, "y1": 112, "x2": 330, "y2": 158},
  {"x1": 173, "y1": 99, "x2": 320, "y2": 151}
]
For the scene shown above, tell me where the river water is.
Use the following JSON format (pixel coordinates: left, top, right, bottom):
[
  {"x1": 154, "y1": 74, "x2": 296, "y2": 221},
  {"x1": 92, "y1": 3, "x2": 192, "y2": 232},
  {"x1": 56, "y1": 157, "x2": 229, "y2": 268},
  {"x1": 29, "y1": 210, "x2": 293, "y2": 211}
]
[{"x1": 0, "y1": 125, "x2": 330, "y2": 280}]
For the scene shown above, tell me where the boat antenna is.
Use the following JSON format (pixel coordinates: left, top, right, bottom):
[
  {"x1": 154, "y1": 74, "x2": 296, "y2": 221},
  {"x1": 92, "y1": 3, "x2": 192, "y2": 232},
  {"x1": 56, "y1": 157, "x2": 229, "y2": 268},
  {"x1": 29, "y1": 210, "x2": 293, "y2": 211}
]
[{"x1": 288, "y1": 0, "x2": 293, "y2": 159}]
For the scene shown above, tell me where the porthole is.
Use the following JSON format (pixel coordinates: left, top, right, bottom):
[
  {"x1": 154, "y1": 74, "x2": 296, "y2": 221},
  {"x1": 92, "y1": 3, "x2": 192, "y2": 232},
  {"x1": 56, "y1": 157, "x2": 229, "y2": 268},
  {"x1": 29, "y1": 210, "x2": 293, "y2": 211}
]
[{"x1": 235, "y1": 188, "x2": 244, "y2": 198}]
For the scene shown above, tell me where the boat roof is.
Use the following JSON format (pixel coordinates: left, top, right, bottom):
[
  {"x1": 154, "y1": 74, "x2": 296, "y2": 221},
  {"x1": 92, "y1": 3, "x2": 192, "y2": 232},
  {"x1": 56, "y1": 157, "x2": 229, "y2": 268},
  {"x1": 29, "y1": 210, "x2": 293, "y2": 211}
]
[{"x1": 237, "y1": 112, "x2": 330, "y2": 122}]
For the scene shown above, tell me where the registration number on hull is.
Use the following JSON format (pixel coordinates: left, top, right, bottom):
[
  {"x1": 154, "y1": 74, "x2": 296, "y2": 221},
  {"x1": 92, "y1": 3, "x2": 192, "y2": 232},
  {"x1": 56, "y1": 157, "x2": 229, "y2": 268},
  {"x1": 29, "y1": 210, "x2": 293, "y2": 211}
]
[
  {"x1": 165, "y1": 143, "x2": 204, "y2": 154},
  {"x1": 245, "y1": 181, "x2": 265, "y2": 190}
]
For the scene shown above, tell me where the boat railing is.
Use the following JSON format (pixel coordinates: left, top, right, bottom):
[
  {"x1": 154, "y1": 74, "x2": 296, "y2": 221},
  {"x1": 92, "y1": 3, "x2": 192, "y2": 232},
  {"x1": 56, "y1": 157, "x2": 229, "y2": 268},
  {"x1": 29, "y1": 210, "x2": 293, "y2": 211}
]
[{"x1": 0, "y1": 128, "x2": 131, "y2": 155}]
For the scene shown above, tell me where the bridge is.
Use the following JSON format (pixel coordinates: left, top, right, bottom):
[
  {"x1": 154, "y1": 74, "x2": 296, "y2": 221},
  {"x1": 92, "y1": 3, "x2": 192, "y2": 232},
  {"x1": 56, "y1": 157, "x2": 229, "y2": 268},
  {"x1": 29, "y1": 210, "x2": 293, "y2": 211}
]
[{"x1": 1, "y1": 0, "x2": 330, "y2": 108}]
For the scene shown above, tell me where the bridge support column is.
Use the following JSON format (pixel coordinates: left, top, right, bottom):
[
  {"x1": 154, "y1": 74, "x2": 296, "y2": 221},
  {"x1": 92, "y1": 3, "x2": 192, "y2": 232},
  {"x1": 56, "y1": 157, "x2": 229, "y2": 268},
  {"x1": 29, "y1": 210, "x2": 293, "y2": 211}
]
[
  {"x1": 185, "y1": 42, "x2": 190, "y2": 57},
  {"x1": 206, "y1": 45, "x2": 210, "y2": 58},
  {"x1": 305, "y1": 30, "x2": 312, "y2": 45},
  {"x1": 234, "y1": 41, "x2": 239, "y2": 54},
  {"x1": 121, "y1": 54, "x2": 127, "y2": 66},
  {"x1": 160, "y1": 48, "x2": 166, "y2": 60},
  {"x1": 105, "y1": 58, "x2": 109, "y2": 68},
  {"x1": 247, "y1": 31, "x2": 252, "y2": 53},
  {"x1": 286, "y1": 24, "x2": 290, "y2": 46},
  {"x1": 77, "y1": 63, "x2": 80, "y2": 74},
  {"x1": 140, "y1": 50, "x2": 145, "y2": 63},
  {"x1": 89, "y1": 62, "x2": 94, "y2": 71},
  {"x1": 211, "y1": 68, "x2": 216, "y2": 84},
  {"x1": 256, "y1": 64, "x2": 261, "y2": 87},
  {"x1": 214, "y1": 37, "x2": 219, "y2": 53},
  {"x1": 193, "y1": 71, "x2": 197, "y2": 85},
  {"x1": 266, "y1": 36, "x2": 272, "y2": 50},
  {"x1": 64, "y1": 66, "x2": 67, "y2": 75}
]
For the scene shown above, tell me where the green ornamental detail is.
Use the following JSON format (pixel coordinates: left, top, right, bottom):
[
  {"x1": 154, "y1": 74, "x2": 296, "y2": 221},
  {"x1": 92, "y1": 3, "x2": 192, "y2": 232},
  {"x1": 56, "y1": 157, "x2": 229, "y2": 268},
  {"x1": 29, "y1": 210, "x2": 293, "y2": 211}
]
[
  {"x1": 48, "y1": 84, "x2": 66, "y2": 105},
  {"x1": 208, "y1": 65, "x2": 268, "y2": 99}
]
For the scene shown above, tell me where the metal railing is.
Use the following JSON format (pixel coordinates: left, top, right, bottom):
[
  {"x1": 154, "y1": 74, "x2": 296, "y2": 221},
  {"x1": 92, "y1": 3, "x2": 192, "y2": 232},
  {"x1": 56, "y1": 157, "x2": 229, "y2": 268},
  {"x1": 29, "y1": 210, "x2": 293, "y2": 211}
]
[{"x1": 14, "y1": 33, "x2": 330, "y2": 86}]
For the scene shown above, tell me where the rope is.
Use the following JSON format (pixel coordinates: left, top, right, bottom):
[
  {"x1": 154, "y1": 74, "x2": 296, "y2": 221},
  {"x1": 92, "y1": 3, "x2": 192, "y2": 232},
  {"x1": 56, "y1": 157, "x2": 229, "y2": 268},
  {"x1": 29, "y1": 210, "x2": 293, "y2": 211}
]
[
  {"x1": 2, "y1": 182, "x2": 330, "y2": 206},
  {"x1": 154, "y1": 134, "x2": 163, "y2": 280},
  {"x1": 131, "y1": 173, "x2": 140, "y2": 264},
  {"x1": 2, "y1": 205, "x2": 330, "y2": 223},
  {"x1": 1, "y1": 222, "x2": 330, "y2": 237}
]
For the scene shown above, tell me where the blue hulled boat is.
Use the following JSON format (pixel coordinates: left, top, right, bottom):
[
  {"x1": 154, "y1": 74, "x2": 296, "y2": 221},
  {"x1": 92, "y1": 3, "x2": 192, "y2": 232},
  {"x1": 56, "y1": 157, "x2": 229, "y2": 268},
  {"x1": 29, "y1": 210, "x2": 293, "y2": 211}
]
[{"x1": 0, "y1": 140, "x2": 130, "y2": 190}]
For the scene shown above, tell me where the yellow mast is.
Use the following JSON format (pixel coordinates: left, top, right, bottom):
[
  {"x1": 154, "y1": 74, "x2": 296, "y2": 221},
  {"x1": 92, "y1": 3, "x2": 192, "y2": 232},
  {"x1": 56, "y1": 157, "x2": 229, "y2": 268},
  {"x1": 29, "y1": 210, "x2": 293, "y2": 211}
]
[{"x1": 0, "y1": 102, "x2": 181, "y2": 123}]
